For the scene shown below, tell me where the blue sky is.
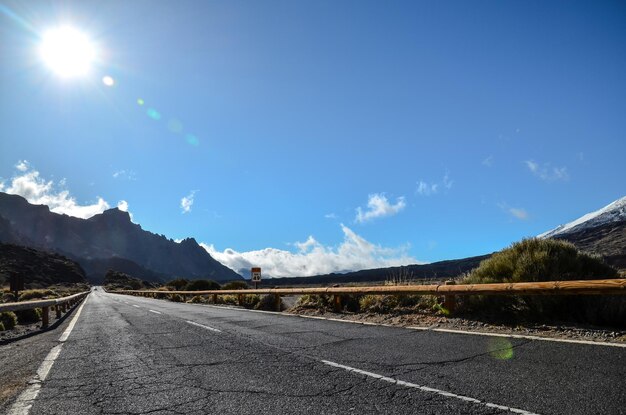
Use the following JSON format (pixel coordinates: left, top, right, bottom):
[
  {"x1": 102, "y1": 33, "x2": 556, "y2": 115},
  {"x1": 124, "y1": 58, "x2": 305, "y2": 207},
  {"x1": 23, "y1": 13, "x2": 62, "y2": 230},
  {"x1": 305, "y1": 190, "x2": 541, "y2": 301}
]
[{"x1": 1, "y1": 1, "x2": 625, "y2": 277}]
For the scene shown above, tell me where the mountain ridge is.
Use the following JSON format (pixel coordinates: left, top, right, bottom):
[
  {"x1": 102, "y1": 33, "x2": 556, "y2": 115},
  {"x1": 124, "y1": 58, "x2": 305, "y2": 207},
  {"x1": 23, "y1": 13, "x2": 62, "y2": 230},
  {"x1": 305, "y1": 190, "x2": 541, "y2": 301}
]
[{"x1": 0, "y1": 192, "x2": 242, "y2": 282}]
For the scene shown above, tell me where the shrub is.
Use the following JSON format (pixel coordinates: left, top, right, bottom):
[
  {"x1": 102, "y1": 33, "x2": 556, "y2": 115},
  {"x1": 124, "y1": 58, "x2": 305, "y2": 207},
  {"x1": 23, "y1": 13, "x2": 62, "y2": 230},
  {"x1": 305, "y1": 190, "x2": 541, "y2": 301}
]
[
  {"x1": 359, "y1": 295, "x2": 399, "y2": 313},
  {"x1": 295, "y1": 294, "x2": 333, "y2": 311},
  {"x1": 168, "y1": 294, "x2": 183, "y2": 302},
  {"x1": 18, "y1": 289, "x2": 58, "y2": 301},
  {"x1": 459, "y1": 238, "x2": 623, "y2": 325},
  {"x1": 0, "y1": 322, "x2": 4, "y2": 331},
  {"x1": 166, "y1": 278, "x2": 189, "y2": 290},
  {"x1": 0, "y1": 311, "x2": 17, "y2": 330},
  {"x1": 221, "y1": 281, "x2": 249, "y2": 290},
  {"x1": 187, "y1": 295, "x2": 206, "y2": 304},
  {"x1": 185, "y1": 279, "x2": 220, "y2": 291},
  {"x1": 15, "y1": 308, "x2": 42, "y2": 324},
  {"x1": 255, "y1": 294, "x2": 284, "y2": 311}
]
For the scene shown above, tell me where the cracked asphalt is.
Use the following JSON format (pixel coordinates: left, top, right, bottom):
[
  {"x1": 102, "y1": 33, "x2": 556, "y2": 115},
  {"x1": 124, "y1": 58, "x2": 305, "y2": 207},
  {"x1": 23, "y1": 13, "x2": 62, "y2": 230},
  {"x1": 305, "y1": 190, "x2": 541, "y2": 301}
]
[{"x1": 13, "y1": 288, "x2": 626, "y2": 414}]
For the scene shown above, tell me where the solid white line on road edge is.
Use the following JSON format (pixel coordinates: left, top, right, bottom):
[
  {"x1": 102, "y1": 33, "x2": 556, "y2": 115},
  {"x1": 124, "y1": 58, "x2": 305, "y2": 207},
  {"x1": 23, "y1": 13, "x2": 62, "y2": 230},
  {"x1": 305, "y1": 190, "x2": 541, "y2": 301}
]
[
  {"x1": 132, "y1": 305, "x2": 141, "y2": 308},
  {"x1": 59, "y1": 296, "x2": 88, "y2": 342},
  {"x1": 149, "y1": 310, "x2": 162, "y2": 315},
  {"x1": 407, "y1": 327, "x2": 626, "y2": 348},
  {"x1": 186, "y1": 320, "x2": 222, "y2": 333},
  {"x1": 9, "y1": 296, "x2": 89, "y2": 415},
  {"x1": 321, "y1": 360, "x2": 540, "y2": 415},
  {"x1": 201, "y1": 304, "x2": 625, "y2": 348}
]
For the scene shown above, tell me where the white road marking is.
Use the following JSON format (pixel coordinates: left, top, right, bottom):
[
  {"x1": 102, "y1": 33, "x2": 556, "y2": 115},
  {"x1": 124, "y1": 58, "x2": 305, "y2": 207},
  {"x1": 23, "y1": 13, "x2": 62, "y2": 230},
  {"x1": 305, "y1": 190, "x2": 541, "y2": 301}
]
[
  {"x1": 321, "y1": 360, "x2": 539, "y2": 415},
  {"x1": 407, "y1": 327, "x2": 626, "y2": 348},
  {"x1": 9, "y1": 295, "x2": 89, "y2": 415},
  {"x1": 132, "y1": 305, "x2": 141, "y2": 308},
  {"x1": 149, "y1": 310, "x2": 162, "y2": 315},
  {"x1": 186, "y1": 320, "x2": 222, "y2": 333},
  {"x1": 117, "y1": 296, "x2": 626, "y2": 348}
]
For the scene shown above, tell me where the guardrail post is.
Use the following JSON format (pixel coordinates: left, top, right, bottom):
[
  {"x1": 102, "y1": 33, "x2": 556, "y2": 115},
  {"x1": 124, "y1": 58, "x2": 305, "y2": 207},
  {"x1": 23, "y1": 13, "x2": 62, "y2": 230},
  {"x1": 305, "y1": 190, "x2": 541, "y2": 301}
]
[
  {"x1": 55, "y1": 304, "x2": 61, "y2": 319},
  {"x1": 274, "y1": 294, "x2": 281, "y2": 312},
  {"x1": 213, "y1": 294, "x2": 218, "y2": 304},
  {"x1": 333, "y1": 295, "x2": 342, "y2": 312},
  {"x1": 444, "y1": 280, "x2": 456, "y2": 314},
  {"x1": 41, "y1": 306, "x2": 49, "y2": 328},
  {"x1": 238, "y1": 294, "x2": 243, "y2": 306}
]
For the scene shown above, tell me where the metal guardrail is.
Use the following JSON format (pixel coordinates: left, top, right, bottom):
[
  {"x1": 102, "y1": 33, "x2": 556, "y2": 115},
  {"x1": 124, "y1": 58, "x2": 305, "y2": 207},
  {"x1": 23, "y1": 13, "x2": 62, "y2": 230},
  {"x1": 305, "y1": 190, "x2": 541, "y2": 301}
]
[
  {"x1": 0, "y1": 291, "x2": 89, "y2": 328},
  {"x1": 112, "y1": 278, "x2": 626, "y2": 312}
]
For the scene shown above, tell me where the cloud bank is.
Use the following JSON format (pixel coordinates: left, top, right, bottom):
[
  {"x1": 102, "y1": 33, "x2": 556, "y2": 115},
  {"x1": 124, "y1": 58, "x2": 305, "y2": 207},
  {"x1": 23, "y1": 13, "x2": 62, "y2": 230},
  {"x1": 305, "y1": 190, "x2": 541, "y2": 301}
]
[
  {"x1": 202, "y1": 224, "x2": 419, "y2": 278},
  {"x1": 0, "y1": 160, "x2": 118, "y2": 219},
  {"x1": 355, "y1": 193, "x2": 406, "y2": 223}
]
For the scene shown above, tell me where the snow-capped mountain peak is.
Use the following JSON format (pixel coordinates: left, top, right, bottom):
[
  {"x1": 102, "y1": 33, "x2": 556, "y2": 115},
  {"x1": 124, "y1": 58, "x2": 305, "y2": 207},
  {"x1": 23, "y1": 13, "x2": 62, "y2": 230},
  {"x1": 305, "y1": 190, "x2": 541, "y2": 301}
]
[{"x1": 538, "y1": 196, "x2": 626, "y2": 239}]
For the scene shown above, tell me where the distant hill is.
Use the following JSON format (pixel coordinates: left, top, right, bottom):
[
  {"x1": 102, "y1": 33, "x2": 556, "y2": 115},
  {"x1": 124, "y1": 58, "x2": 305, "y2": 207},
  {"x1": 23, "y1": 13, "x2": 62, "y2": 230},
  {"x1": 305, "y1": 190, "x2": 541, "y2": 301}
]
[
  {"x1": 268, "y1": 254, "x2": 492, "y2": 286},
  {"x1": 0, "y1": 243, "x2": 87, "y2": 288},
  {"x1": 0, "y1": 192, "x2": 242, "y2": 283},
  {"x1": 270, "y1": 197, "x2": 626, "y2": 286}
]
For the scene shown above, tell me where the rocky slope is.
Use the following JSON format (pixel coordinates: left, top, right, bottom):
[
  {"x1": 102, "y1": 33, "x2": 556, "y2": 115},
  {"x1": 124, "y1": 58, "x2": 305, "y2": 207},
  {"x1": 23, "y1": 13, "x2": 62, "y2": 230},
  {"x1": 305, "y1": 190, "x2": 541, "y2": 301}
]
[{"x1": 0, "y1": 193, "x2": 242, "y2": 282}]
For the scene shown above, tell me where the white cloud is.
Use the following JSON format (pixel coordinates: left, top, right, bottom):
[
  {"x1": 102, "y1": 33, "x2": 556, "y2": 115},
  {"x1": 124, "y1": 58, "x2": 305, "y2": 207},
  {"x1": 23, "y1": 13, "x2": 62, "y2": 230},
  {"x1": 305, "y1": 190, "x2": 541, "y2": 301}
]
[
  {"x1": 180, "y1": 191, "x2": 196, "y2": 214},
  {"x1": 524, "y1": 160, "x2": 569, "y2": 181},
  {"x1": 117, "y1": 200, "x2": 129, "y2": 211},
  {"x1": 355, "y1": 193, "x2": 406, "y2": 223},
  {"x1": 324, "y1": 213, "x2": 338, "y2": 219},
  {"x1": 16, "y1": 160, "x2": 29, "y2": 172},
  {"x1": 112, "y1": 169, "x2": 137, "y2": 181},
  {"x1": 498, "y1": 202, "x2": 529, "y2": 220},
  {"x1": 201, "y1": 224, "x2": 420, "y2": 278},
  {"x1": 416, "y1": 172, "x2": 453, "y2": 196},
  {"x1": 2, "y1": 161, "x2": 117, "y2": 219},
  {"x1": 416, "y1": 181, "x2": 438, "y2": 196},
  {"x1": 482, "y1": 156, "x2": 494, "y2": 167}
]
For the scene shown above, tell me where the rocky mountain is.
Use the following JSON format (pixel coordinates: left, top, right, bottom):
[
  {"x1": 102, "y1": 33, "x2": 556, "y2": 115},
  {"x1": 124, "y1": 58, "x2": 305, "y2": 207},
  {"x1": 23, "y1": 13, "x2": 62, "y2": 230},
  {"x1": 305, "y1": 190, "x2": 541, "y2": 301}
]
[
  {"x1": 0, "y1": 192, "x2": 242, "y2": 282},
  {"x1": 539, "y1": 196, "x2": 626, "y2": 270},
  {"x1": 0, "y1": 243, "x2": 87, "y2": 288}
]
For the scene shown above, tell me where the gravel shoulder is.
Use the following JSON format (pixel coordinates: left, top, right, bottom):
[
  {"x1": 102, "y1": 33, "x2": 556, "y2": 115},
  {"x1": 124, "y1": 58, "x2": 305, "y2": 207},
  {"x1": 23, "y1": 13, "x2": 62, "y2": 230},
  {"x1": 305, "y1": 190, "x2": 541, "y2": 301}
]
[{"x1": 288, "y1": 308, "x2": 626, "y2": 344}]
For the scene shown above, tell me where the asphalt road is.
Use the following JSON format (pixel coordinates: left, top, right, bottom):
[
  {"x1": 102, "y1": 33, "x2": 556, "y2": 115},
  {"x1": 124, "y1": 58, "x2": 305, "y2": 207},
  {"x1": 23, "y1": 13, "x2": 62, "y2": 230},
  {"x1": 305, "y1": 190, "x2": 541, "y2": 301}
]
[{"x1": 5, "y1": 288, "x2": 625, "y2": 415}]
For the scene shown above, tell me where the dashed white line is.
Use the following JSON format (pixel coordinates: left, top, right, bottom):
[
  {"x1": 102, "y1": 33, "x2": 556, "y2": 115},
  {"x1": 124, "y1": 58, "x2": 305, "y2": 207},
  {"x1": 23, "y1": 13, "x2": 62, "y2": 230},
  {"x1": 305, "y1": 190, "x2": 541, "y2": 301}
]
[
  {"x1": 149, "y1": 310, "x2": 162, "y2": 315},
  {"x1": 321, "y1": 360, "x2": 540, "y2": 415},
  {"x1": 9, "y1": 295, "x2": 89, "y2": 415},
  {"x1": 186, "y1": 320, "x2": 222, "y2": 333},
  {"x1": 132, "y1": 305, "x2": 141, "y2": 308}
]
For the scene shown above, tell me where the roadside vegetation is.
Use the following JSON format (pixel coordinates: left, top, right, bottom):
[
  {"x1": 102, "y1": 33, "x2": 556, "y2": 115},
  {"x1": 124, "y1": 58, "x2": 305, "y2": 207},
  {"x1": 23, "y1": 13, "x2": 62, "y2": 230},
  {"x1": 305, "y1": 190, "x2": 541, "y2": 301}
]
[{"x1": 292, "y1": 239, "x2": 624, "y2": 328}]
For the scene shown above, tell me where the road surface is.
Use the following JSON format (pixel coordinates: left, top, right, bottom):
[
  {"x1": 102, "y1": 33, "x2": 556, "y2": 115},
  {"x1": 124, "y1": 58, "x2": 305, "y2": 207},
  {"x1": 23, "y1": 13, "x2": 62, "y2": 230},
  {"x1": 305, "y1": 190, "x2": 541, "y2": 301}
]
[{"x1": 4, "y1": 288, "x2": 625, "y2": 414}]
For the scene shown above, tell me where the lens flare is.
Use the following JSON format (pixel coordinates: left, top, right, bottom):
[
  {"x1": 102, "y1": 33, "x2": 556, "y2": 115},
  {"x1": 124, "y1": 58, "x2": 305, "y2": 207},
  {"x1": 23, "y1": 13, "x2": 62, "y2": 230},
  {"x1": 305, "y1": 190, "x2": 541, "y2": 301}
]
[
  {"x1": 146, "y1": 108, "x2": 161, "y2": 120},
  {"x1": 137, "y1": 98, "x2": 145, "y2": 106},
  {"x1": 167, "y1": 119, "x2": 183, "y2": 134},
  {"x1": 487, "y1": 338, "x2": 514, "y2": 360},
  {"x1": 102, "y1": 75, "x2": 115, "y2": 86},
  {"x1": 185, "y1": 134, "x2": 199, "y2": 146}
]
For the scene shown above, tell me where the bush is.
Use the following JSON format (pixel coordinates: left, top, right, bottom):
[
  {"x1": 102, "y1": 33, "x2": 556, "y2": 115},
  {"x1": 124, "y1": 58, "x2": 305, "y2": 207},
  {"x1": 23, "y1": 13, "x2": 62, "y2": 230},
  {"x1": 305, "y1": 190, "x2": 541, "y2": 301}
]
[
  {"x1": 295, "y1": 294, "x2": 333, "y2": 311},
  {"x1": 221, "y1": 281, "x2": 249, "y2": 290},
  {"x1": 166, "y1": 278, "x2": 189, "y2": 290},
  {"x1": 255, "y1": 294, "x2": 284, "y2": 311},
  {"x1": 15, "y1": 308, "x2": 42, "y2": 324},
  {"x1": 185, "y1": 279, "x2": 220, "y2": 291},
  {"x1": 18, "y1": 289, "x2": 58, "y2": 301},
  {"x1": 187, "y1": 295, "x2": 206, "y2": 304},
  {"x1": 168, "y1": 294, "x2": 183, "y2": 302},
  {"x1": 463, "y1": 238, "x2": 616, "y2": 284},
  {"x1": 0, "y1": 322, "x2": 4, "y2": 331},
  {"x1": 459, "y1": 238, "x2": 623, "y2": 326},
  {"x1": 0, "y1": 311, "x2": 17, "y2": 330}
]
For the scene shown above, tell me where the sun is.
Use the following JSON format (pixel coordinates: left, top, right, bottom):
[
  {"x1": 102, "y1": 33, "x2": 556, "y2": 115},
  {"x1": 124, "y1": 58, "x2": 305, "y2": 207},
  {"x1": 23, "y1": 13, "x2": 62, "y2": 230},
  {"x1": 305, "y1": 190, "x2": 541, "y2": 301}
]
[{"x1": 39, "y1": 26, "x2": 96, "y2": 78}]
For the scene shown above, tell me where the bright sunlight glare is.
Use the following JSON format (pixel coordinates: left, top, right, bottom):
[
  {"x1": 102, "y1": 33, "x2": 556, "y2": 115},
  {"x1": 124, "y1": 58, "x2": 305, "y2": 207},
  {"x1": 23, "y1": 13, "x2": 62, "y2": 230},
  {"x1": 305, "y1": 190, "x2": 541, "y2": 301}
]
[{"x1": 39, "y1": 26, "x2": 96, "y2": 78}]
